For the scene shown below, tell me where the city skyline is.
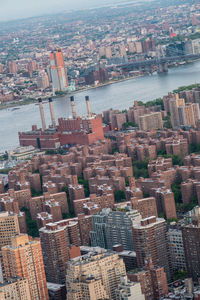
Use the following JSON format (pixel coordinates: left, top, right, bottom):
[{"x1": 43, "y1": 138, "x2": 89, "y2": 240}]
[{"x1": 2, "y1": 0, "x2": 200, "y2": 298}]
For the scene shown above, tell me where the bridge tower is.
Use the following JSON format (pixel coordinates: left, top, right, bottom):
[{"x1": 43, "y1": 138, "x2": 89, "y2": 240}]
[{"x1": 158, "y1": 62, "x2": 168, "y2": 73}]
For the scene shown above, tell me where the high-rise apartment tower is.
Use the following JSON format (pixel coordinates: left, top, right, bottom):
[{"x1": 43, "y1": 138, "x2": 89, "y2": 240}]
[{"x1": 50, "y1": 49, "x2": 68, "y2": 92}]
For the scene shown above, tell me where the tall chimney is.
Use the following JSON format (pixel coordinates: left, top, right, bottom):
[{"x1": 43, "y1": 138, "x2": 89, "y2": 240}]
[
  {"x1": 48, "y1": 97, "x2": 56, "y2": 127},
  {"x1": 38, "y1": 98, "x2": 46, "y2": 130},
  {"x1": 70, "y1": 96, "x2": 77, "y2": 119},
  {"x1": 85, "y1": 96, "x2": 92, "y2": 118}
]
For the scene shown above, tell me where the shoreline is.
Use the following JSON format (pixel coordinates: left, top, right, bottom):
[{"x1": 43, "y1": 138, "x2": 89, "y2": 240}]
[
  {"x1": 1, "y1": 58, "x2": 200, "y2": 111},
  {"x1": 0, "y1": 74, "x2": 144, "y2": 111}
]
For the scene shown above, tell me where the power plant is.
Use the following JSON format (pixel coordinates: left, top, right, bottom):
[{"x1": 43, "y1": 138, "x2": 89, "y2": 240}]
[{"x1": 18, "y1": 96, "x2": 104, "y2": 150}]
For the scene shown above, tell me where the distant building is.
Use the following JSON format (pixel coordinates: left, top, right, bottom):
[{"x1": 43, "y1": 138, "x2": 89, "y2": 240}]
[
  {"x1": 168, "y1": 95, "x2": 200, "y2": 129},
  {"x1": 192, "y1": 14, "x2": 200, "y2": 26},
  {"x1": 138, "y1": 112, "x2": 163, "y2": 131},
  {"x1": 0, "y1": 64, "x2": 3, "y2": 73},
  {"x1": 169, "y1": 95, "x2": 185, "y2": 128},
  {"x1": 7, "y1": 61, "x2": 17, "y2": 74},
  {"x1": 50, "y1": 49, "x2": 68, "y2": 92},
  {"x1": 178, "y1": 103, "x2": 200, "y2": 127},
  {"x1": 27, "y1": 60, "x2": 37, "y2": 73},
  {"x1": 185, "y1": 39, "x2": 200, "y2": 55},
  {"x1": 85, "y1": 66, "x2": 109, "y2": 85},
  {"x1": 105, "y1": 46, "x2": 112, "y2": 58},
  {"x1": 37, "y1": 70, "x2": 50, "y2": 90}
]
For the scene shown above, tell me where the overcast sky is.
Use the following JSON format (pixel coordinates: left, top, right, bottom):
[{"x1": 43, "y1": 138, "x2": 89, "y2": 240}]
[{"x1": 0, "y1": 0, "x2": 113, "y2": 22}]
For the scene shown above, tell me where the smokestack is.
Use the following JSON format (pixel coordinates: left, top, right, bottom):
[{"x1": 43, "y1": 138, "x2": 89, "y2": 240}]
[
  {"x1": 48, "y1": 97, "x2": 56, "y2": 127},
  {"x1": 85, "y1": 96, "x2": 92, "y2": 118},
  {"x1": 70, "y1": 96, "x2": 77, "y2": 119},
  {"x1": 38, "y1": 98, "x2": 46, "y2": 130}
]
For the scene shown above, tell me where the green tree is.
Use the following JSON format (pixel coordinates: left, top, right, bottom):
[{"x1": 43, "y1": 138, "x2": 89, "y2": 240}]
[
  {"x1": 189, "y1": 143, "x2": 200, "y2": 154},
  {"x1": 158, "y1": 212, "x2": 165, "y2": 218},
  {"x1": 132, "y1": 159, "x2": 149, "y2": 179},
  {"x1": 45, "y1": 149, "x2": 57, "y2": 155},
  {"x1": 157, "y1": 149, "x2": 167, "y2": 156},
  {"x1": 125, "y1": 177, "x2": 129, "y2": 187},
  {"x1": 114, "y1": 190, "x2": 126, "y2": 203},
  {"x1": 173, "y1": 270, "x2": 188, "y2": 281},
  {"x1": 143, "y1": 192, "x2": 150, "y2": 198},
  {"x1": 163, "y1": 115, "x2": 172, "y2": 129},
  {"x1": 62, "y1": 186, "x2": 75, "y2": 218},
  {"x1": 171, "y1": 155, "x2": 183, "y2": 166},
  {"x1": 111, "y1": 147, "x2": 119, "y2": 154},
  {"x1": 171, "y1": 181, "x2": 182, "y2": 203},
  {"x1": 21, "y1": 207, "x2": 39, "y2": 237},
  {"x1": 31, "y1": 188, "x2": 43, "y2": 197},
  {"x1": 157, "y1": 153, "x2": 183, "y2": 166},
  {"x1": 173, "y1": 83, "x2": 200, "y2": 93},
  {"x1": 122, "y1": 121, "x2": 136, "y2": 130},
  {"x1": 175, "y1": 202, "x2": 197, "y2": 213},
  {"x1": 78, "y1": 176, "x2": 90, "y2": 197}
]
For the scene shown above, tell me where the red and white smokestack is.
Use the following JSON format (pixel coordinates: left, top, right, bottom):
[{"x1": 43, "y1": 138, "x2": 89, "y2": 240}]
[
  {"x1": 70, "y1": 96, "x2": 77, "y2": 119},
  {"x1": 85, "y1": 96, "x2": 92, "y2": 118},
  {"x1": 48, "y1": 97, "x2": 56, "y2": 127},
  {"x1": 38, "y1": 98, "x2": 46, "y2": 131}
]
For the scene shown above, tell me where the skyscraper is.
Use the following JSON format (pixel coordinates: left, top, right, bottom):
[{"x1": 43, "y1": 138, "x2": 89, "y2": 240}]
[
  {"x1": 66, "y1": 249, "x2": 126, "y2": 300},
  {"x1": 2, "y1": 234, "x2": 49, "y2": 300},
  {"x1": 7, "y1": 61, "x2": 17, "y2": 74},
  {"x1": 169, "y1": 95, "x2": 185, "y2": 128},
  {"x1": 37, "y1": 70, "x2": 50, "y2": 90},
  {"x1": 0, "y1": 212, "x2": 20, "y2": 282},
  {"x1": 132, "y1": 216, "x2": 171, "y2": 280},
  {"x1": 105, "y1": 208, "x2": 141, "y2": 251},
  {"x1": 0, "y1": 212, "x2": 20, "y2": 249},
  {"x1": 168, "y1": 222, "x2": 186, "y2": 272},
  {"x1": 182, "y1": 207, "x2": 200, "y2": 281},
  {"x1": 128, "y1": 259, "x2": 168, "y2": 300},
  {"x1": 90, "y1": 207, "x2": 141, "y2": 251},
  {"x1": 50, "y1": 49, "x2": 68, "y2": 92},
  {"x1": 39, "y1": 222, "x2": 70, "y2": 284},
  {"x1": 138, "y1": 112, "x2": 163, "y2": 131},
  {"x1": 0, "y1": 278, "x2": 31, "y2": 300}
]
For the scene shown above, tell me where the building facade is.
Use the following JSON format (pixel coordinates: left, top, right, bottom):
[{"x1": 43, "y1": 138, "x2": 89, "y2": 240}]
[
  {"x1": 2, "y1": 234, "x2": 49, "y2": 300},
  {"x1": 50, "y1": 49, "x2": 68, "y2": 92},
  {"x1": 132, "y1": 216, "x2": 171, "y2": 280},
  {"x1": 66, "y1": 249, "x2": 126, "y2": 300}
]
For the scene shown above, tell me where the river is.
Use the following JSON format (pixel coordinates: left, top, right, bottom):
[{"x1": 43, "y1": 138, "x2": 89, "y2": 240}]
[{"x1": 1, "y1": 60, "x2": 200, "y2": 152}]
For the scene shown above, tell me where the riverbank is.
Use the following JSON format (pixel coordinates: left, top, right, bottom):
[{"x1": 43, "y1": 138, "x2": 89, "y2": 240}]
[
  {"x1": 2, "y1": 58, "x2": 200, "y2": 152},
  {"x1": 0, "y1": 73, "x2": 144, "y2": 111},
  {"x1": 2, "y1": 58, "x2": 199, "y2": 111}
]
